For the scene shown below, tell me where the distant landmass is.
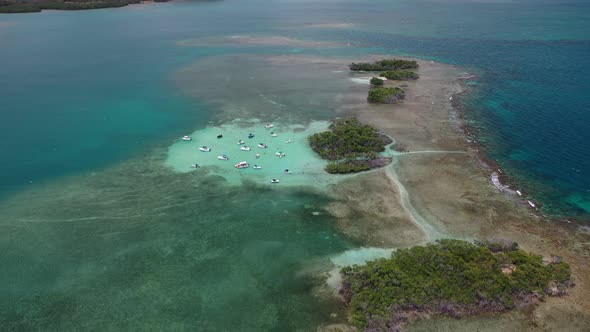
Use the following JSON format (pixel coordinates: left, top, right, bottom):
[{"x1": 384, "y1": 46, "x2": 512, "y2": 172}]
[{"x1": 0, "y1": 0, "x2": 171, "y2": 13}]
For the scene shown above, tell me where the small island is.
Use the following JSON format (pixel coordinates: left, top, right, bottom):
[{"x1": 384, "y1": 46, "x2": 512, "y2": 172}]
[
  {"x1": 367, "y1": 86, "x2": 405, "y2": 104},
  {"x1": 340, "y1": 239, "x2": 573, "y2": 331},
  {"x1": 308, "y1": 118, "x2": 392, "y2": 174},
  {"x1": 369, "y1": 77, "x2": 384, "y2": 86},
  {"x1": 349, "y1": 59, "x2": 418, "y2": 104},
  {"x1": 349, "y1": 59, "x2": 419, "y2": 72},
  {"x1": 380, "y1": 69, "x2": 419, "y2": 81}
]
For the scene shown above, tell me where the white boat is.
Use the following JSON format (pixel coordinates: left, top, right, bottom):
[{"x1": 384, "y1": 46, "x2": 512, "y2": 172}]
[
  {"x1": 191, "y1": 164, "x2": 200, "y2": 168},
  {"x1": 182, "y1": 135, "x2": 192, "y2": 141},
  {"x1": 240, "y1": 146, "x2": 251, "y2": 151},
  {"x1": 270, "y1": 132, "x2": 278, "y2": 137},
  {"x1": 284, "y1": 169, "x2": 292, "y2": 174},
  {"x1": 217, "y1": 155, "x2": 229, "y2": 160},
  {"x1": 270, "y1": 179, "x2": 280, "y2": 184},
  {"x1": 255, "y1": 153, "x2": 261, "y2": 159},
  {"x1": 275, "y1": 151, "x2": 286, "y2": 158},
  {"x1": 199, "y1": 146, "x2": 211, "y2": 152},
  {"x1": 237, "y1": 140, "x2": 245, "y2": 145},
  {"x1": 285, "y1": 139, "x2": 292, "y2": 143},
  {"x1": 257, "y1": 143, "x2": 267, "y2": 149},
  {"x1": 265, "y1": 123, "x2": 274, "y2": 129},
  {"x1": 235, "y1": 161, "x2": 250, "y2": 169},
  {"x1": 253, "y1": 165, "x2": 262, "y2": 169}
]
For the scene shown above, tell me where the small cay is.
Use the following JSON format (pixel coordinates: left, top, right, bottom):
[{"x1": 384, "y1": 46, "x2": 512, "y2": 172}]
[
  {"x1": 308, "y1": 118, "x2": 393, "y2": 174},
  {"x1": 340, "y1": 239, "x2": 573, "y2": 331}
]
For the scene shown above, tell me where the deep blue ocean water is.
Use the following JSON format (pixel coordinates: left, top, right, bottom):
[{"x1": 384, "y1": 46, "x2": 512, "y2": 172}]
[{"x1": 0, "y1": 0, "x2": 589, "y2": 329}]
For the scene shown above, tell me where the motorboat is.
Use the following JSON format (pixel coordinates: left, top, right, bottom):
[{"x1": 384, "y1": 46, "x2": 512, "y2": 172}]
[
  {"x1": 248, "y1": 133, "x2": 255, "y2": 139},
  {"x1": 182, "y1": 135, "x2": 192, "y2": 141},
  {"x1": 217, "y1": 155, "x2": 229, "y2": 160},
  {"x1": 253, "y1": 165, "x2": 262, "y2": 169},
  {"x1": 255, "y1": 153, "x2": 261, "y2": 159},
  {"x1": 191, "y1": 164, "x2": 200, "y2": 168},
  {"x1": 237, "y1": 140, "x2": 245, "y2": 145},
  {"x1": 199, "y1": 146, "x2": 212, "y2": 152},
  {"x1": 270, "y1": 132, "x2": 278, "y2": 137},
  {"x1": 275, "y1": 151, "x2": 286, "y2": 158},
  {"x1": 235, "y1": 161, "x2": 250, "y2": 169},
  {"x1": 270, "y1": 179, "x2": 280, "y2": 184},
  {"x1": 217, "y1": 134, "x2": 223, "y2": 139},
  {"x1": 285, "y1": 139, "x2": 292, "y2": 143},
  {"x1": 265, "y1": 123, "x2": 274, "y2": 129},
  {"x1": 240, "y1": 146, "x2": 251, "y2": 151},
  {"x1": 257, "y1": 143, "x2": 267, "y2": 149},
  {"x1": 284, "y1": 169, "x2": 292, "y2": 174}
]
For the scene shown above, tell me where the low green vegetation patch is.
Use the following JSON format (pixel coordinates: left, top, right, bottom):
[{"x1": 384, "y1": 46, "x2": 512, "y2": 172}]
[
  {"x1": 367, "y1": 87, "x2": 405, "y2": 104},
  {"x1": 340, "y1": 239, "x2": 572, "y2": 331},
  {"x1": 309, "y1": 118, "x2": 386, "y2": 160},
  {"x1": 369, "y1": 77, "x2": 384, "y2": 86},
  {"x1": 350, "y1": 59, "x2": 418, "y2": 71},
  {"x1": 308, "y1": 118, "x2": 391, "y2": 174},
  {"x1": 326, "y1": 161, "x2": 371, "y2": 174},
  {"x1": 380, "y1": 69, "x2": 419, "y2": 80},
  {"x1": 0, "y1": 0, "x2": 142, "y2": 13}
]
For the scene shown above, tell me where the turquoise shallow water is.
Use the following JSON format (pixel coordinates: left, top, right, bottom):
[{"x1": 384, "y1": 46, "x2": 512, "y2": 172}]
[
  {"x1": 1, "y1": 0, "x2": 590, "y2": 330},
  {"x1": 165, "y1": 120, "x2": 335, "y2": 186}
]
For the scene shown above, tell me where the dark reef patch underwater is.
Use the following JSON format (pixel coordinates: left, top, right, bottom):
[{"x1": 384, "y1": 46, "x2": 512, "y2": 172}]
[{"x1": 0, "y1": 150, "x2": 352, "y2": 330}]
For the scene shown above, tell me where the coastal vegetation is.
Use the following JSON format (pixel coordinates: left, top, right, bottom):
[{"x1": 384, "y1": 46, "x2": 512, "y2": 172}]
[
  {"x1": 340, "y1": 239, "x2": 572, "y2": 331},
  {"x1": 0, "y1": 0, "x2": 166, "y2": 13},
  {"x1": 350, "y1": 59, "x2": 418, "y2": 72},
  {"x1": 308, "y1": 118, "x2": 391, "y2": 174},
  {"x1": 367, "y1": 87, "x2": 405, "y2": 104},
  {"x1": 380, "y1": 70, "x2": 419, "y2": 81},
  {"x1": 349, "y1": 59, "x2": 416, "y2": 103},
  {"x1": 325, "y1": 160, "x2": 371, "y2": 174},
  {"x1": 370, "y1": 77, "x2": 384, "y2": 86}
]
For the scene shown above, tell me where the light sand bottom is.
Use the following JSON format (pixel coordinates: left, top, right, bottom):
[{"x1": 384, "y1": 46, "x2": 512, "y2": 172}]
[{"x1": 165, "y1": 119, "x2": 342, "y2": 187}]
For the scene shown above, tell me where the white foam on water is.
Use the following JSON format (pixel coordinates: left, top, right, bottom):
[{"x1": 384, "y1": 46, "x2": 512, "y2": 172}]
[
  {"x1": 349, "y1": 76, "x2": 387, "y2": 85},
  {"x1": 348, "y1": 77, "x2": 373, "y2": 84},
  {"x1": 491, "y1": 172, "x2": 506, "y2": 191}
]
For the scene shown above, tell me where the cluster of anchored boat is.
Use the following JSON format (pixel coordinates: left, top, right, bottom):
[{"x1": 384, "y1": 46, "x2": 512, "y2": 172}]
[{"x1": 181, "y1": 123, "x2": 292, "y2": 183}]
